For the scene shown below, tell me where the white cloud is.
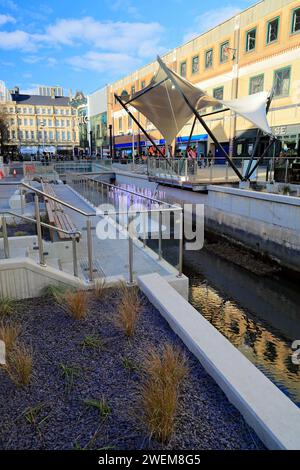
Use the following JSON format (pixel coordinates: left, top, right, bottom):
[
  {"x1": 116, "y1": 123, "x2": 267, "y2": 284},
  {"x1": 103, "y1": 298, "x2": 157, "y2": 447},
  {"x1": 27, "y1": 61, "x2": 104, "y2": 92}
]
[
  {"x1": 43, "y1": 17, "x2": 164, "y2": 58},
  {"x1": 0, "y1": 13, "x2": 16, "y2": 26},
  {"x1": 0, "y1": 15, "x2": 165, "y2": 76},
  {"x1": 67, "y1": 51, "x2": 141, "y2": 76},
  {"x1": 183, "y1": 5, "x2": 241, "y2": 42},
  {"x1": 0, "y1": 30, "x2": 35, "y2": 51}
]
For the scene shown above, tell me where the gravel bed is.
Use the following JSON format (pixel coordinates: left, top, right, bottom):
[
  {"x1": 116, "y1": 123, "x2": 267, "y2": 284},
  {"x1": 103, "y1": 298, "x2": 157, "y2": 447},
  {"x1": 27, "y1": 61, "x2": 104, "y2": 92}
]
[{"x1": 0, "y1": 289, "x2": 265, "y2": 450}]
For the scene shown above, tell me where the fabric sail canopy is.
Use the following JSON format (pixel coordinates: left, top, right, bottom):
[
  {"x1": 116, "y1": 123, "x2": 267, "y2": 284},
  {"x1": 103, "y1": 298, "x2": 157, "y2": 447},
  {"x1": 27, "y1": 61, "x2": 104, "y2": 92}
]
[{"x1": 119, "y1": 58, "x2": 272, "y2": 146}]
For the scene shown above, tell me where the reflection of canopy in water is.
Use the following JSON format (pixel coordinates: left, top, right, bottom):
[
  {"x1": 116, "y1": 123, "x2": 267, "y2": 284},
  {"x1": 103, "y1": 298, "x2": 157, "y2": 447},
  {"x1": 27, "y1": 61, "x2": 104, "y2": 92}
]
[{"x1": 119, "y1": 56, "x2": 272, "y2": 147}]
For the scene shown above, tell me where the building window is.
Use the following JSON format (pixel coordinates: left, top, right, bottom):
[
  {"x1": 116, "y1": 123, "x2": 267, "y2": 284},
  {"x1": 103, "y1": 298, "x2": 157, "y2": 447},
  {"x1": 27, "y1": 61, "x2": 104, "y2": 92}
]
[
  {"x1": 180, "y1": 61, "x2": 187, "y2": 77},
  {"x1": 246, "y1": 28, "x2": 256, "y2": 52},
  {"x1": 213, "y1": 86, "x2": 224, "y2": 110},
  {"x1": 49, "y1": 131, "x2": 53, "y2": 140},
  {"x1": 66, "y1": 109, "x2": 70, "y2": 115},
  {"x1": 25, "y1": 131, "x2": 29, "y2": 140},
  {"x1": 273, "y1": 67, "x2": 291, "y2": 97},
  {"x1": 30, "y1": 119, "x2": 33, "y2": 126},
  {"x1": 31, "y1": 131, "x2": 35, "y2": 140},
  {"x1": 291, "y1": 7, "x2": 300, "y2": 33},
  {"x1": 205, "y1": 49, "x2": 213, "y2": 69},
  {"x1": 118, "y1": 117, "x2": 122, "y2": 131},
  {"x1": 249, "y1": 74, "x2": 264, "y2": 94},
  {"x1": 66, "y1": 119, "x2": 70, "y2": 127},
  {"x1": 23, "y1": 108, "x2": 27, "y2": 114},
  {"x1": 62, "y1": 131, "x2": 66, "y2": 141},
  {"x1": 131, "y1": 86, "x2": 135, "y2": 96},
  {"x1": 12, "y1": 130, "x2": 16, "y2": 139},
  {"x1": 141, "y1": 80, "x2": 146, "y2": 89},
  {"x1": 56, "y1": 131, "x2": 60, "y2": 140},
  {"x1": 220, "y1": 41, "x2": 229, "y2": 63},
  {"x1": 61, "y1": 119, "x2": 65, "y2": 127},
  {"x1": 267, "y1": 17, "x2": 279, "y2": 44},
  {"x1": 192, "y1": 55, "x2": 199, "y2": 74},
  {"x1": 128, "y1": 115, "x2": 132, "y2": 128},
  {"x1": 67, "y1": 131, "x2": 71, "y2": 141},
  {"x1": 24, "y1": 118, "x2": 28, "y2": 126}
]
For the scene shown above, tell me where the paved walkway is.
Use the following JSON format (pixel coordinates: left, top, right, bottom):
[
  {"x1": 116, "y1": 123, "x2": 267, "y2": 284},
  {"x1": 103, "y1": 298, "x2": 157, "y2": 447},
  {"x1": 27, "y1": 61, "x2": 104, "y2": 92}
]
[{"x1": 53, "y1": 184, "x2": 172, "y2": 281}]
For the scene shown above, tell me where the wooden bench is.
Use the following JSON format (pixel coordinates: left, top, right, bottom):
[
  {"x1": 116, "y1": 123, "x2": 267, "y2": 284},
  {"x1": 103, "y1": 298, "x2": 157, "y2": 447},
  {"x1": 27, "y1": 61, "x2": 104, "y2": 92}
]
[{"x1": 42, "y1": 182, "x2": 78, "y2": 241}]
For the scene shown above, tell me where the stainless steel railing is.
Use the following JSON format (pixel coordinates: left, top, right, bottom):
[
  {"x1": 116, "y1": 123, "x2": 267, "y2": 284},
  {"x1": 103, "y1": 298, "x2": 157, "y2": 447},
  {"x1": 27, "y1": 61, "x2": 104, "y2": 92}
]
[
  {"x1": 67, "y1": 173, "x2": 184, "y2": 279},
  {"x1": 0, "y1": 209, "x2": 81, "y2": 277},
  {"x1": 1, "y1": 177, "x2": 184, "y2": 282},
  {"x1": 147, "y1": 156, "x2": 270, "y2": 184}
]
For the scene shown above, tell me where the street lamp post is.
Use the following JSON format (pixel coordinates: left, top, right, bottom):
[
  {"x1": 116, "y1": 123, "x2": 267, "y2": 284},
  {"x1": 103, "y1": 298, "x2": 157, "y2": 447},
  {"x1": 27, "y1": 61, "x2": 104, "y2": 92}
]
[{"x1": 39, "y1": 121, "x2": 45, "y2": 159}]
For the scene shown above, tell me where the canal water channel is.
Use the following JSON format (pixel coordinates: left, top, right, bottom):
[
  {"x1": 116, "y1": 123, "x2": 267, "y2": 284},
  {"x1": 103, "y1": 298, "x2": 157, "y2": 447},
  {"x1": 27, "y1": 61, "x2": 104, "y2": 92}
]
[{"x1": 79, "y1": 175, "x2": 300, "y2": 407}]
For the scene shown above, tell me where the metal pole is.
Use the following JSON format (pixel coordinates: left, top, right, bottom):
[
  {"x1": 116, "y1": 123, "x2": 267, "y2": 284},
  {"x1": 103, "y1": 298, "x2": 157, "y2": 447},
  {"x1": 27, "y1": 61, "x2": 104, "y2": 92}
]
[
  {"x1": 247, "y1": 138, "x2": 276, "y2": 180},
  {"x1": 72, "y1": 237, "x2": 78, "y2": 277},
  {"x1": 86, "y1": 218, "x2": 93, "y2": 282},
  {"x1": 285, "y1": 159, "x2": 289, "y2": 183},
  {"x1": 128, "y1": 196, "x2": 134, "y2": 284},
  {"x1": 20, "y1": 187, "x2": 24, "y2": 215},
  {"x1": 156, "y1": 55, "x2": 244, "y2": 181},
  {"x1": 178, "y1": 209, "x2": 183, "y2": 277},
  {"x1": 114, "y1": 93, "x2": 168, "y2": 161},
  {"x1": 186, "y1": 116, "x2": 197, "y2": 156},
  {"x1": 143, "y1": 211, "x2": 147, "y2": 248},
  {"x1": 158, "y1": 210, "x2": 162, "y2": 260},
  {"x1": 34, "y1": 194, "x2": 46, "y2": 266},
  {"x1": 2, "y1": 217, "x2": 9, "y2": 259}
]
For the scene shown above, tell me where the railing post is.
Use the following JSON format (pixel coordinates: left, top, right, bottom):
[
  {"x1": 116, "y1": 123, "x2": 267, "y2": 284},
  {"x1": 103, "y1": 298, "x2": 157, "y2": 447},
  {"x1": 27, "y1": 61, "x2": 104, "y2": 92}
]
[
  {"x1": 2, "y1": 216, "x2": 9, "y2": 259},
  {"x1": 72, "y1": 236, "x2": 79, "y2": 277},
  {"x1": 285, "y1": 159, "x2": 289, "y2": 183},
  {"x1": 86, "y1": 218, "x2": 93, "y2": 282},
  {"x1": 143, "y1": 211, "x2": 147, "y2": 248},
  {"x1": 128, "y1": 196, "x2": 134, "y2": 284},
  {"x1": 34, "y1": 194, "x2": 46, "y2": 266},
  {"x1": 225, "y1": 162, "x2": 229, "y2": 182},
  {"x1": 158, "y1": 210, "x2": 162, "y2": 260},
  {"x1": 20, "y1": 187, "x2": 25, "y2": 215},
  {"x1": 178, "y1": 209, "x2": 183, "y2": 277}
]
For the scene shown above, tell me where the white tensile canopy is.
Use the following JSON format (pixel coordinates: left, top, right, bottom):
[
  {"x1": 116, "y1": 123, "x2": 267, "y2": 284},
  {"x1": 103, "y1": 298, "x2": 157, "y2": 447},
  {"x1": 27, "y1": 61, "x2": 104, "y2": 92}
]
[{"x1": 120, "y1": 58, "x2": 272, "y2": 146}]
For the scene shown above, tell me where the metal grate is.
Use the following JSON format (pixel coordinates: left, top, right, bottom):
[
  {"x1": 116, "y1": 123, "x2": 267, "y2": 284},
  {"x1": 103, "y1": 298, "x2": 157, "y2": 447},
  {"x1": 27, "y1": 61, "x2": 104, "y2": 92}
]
[{"x1": 79, "y1": 257, "x2": 105, "y2": 281}]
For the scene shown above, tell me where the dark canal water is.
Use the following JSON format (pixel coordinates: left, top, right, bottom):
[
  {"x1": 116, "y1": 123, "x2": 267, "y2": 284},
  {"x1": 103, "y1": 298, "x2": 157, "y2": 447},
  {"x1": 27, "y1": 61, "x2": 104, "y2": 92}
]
[{"x1": 105, "y1": 180, "x2": 300, "y2": 406}]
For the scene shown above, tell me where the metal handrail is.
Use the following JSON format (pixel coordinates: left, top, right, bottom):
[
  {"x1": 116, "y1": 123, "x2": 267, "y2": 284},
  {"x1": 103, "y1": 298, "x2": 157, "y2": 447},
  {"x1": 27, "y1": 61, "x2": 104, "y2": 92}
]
[
  {"x1": 0, "y1": 174, "x2": 184, "y2": 281},
  {"x1": 0, "y1": 208, "x2": 81, "y2": 277},
  {"x1": 77, "y1": 174, "x2": 178, "y2": 209},
  {"x1": 22, "y1": 183, "x2": 95, "y2": 217},
  {"x1": 0, "y1": 210, "x2": 81, "y2": 238}
]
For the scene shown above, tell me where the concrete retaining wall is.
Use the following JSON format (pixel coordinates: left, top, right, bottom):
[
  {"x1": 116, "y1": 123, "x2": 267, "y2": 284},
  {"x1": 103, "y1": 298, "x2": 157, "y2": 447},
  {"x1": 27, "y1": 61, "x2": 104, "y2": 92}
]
[
  {"x1": 0, "y1": 258, "x2": 86, "y2": 299},
  {"x1": 206, "y1": 186, "x2": 300, "y2": 271},
  {"x1": 138, "y1": 272, "x2": 300, "y2": 450}
]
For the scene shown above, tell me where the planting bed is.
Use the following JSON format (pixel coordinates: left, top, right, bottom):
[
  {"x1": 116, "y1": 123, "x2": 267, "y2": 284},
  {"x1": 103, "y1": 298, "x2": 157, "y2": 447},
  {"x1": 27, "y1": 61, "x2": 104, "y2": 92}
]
[{"x1": 0, "y1": 289, "x2": 265, "y2": 450}]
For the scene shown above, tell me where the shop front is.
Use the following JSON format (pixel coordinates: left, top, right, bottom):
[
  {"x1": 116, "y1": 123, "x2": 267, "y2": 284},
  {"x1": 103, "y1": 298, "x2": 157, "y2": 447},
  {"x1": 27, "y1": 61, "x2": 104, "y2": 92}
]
[
  {"x1": 272, "y1": 124, "x2": 300, "y2": 158},
  {"x1": 114, "y1": 133, "x2": 208, "y2": 159}
]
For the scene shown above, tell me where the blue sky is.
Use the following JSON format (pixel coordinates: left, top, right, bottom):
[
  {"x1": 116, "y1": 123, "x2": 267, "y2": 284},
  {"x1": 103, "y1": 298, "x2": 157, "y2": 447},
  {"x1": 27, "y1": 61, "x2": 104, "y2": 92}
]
[{"x1": 0, "y1": 0, "x2": 254, "y2": 95}]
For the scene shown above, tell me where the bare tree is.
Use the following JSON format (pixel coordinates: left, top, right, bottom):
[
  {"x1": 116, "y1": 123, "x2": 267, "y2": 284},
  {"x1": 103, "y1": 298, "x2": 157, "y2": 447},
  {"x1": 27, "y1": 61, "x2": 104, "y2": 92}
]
[{"x1": 0, "y1": 110, "x2": 9, "y2": 156}]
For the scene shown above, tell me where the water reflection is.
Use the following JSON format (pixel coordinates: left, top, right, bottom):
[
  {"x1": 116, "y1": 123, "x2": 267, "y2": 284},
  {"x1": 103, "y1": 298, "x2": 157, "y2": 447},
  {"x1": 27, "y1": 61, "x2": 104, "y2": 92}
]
[{"x1": 186, "y1": 252, "x2": 300, "y2": 407}]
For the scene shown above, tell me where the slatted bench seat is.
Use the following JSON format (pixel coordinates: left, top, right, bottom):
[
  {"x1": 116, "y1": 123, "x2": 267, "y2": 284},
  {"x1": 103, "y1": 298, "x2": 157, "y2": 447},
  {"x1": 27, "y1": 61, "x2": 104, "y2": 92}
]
[{"x1": 42, "y1": 182, "x2": 78, "y2": 241}]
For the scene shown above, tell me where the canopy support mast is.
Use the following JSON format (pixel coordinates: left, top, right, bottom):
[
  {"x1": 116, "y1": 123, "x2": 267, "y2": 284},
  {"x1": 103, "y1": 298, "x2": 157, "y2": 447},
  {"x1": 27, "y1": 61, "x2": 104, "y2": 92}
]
[
  {"x1": 157, "y1": 55, "x2": 244, "y2": 181},
  {"x1": 114, "y1": 93, "x2": 167, "y2": 160}
]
